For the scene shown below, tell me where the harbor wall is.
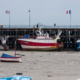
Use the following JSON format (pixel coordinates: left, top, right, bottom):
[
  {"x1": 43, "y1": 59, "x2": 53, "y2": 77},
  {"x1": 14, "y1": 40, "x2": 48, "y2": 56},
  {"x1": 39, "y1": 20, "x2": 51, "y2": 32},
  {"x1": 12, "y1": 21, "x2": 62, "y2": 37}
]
[{"x1": 0, "y1": 26, "x2": 80, "y2": 51}]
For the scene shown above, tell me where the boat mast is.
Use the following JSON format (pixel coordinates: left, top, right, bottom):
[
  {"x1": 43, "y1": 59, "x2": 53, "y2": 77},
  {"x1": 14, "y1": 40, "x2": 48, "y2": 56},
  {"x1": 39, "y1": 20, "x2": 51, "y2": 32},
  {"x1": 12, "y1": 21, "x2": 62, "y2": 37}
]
[{"x1": 15, "y1": 41, "x2": 16, "y2": 57}]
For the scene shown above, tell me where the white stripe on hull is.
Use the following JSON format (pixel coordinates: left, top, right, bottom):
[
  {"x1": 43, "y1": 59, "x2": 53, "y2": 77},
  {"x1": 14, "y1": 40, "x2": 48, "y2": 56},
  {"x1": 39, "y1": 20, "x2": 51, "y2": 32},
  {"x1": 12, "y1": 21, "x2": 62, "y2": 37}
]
[
  {"x1": 18, "y1": 38, "x2": 57, "y2": 43},
  {"x1": 0, "y1": 58, "x2": 22, "y2": 62}
]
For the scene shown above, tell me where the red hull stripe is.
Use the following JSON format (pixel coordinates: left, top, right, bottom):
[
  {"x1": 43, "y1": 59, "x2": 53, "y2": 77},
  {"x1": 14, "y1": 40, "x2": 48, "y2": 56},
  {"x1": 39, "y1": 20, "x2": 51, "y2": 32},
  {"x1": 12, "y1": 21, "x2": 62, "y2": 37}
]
[
  {"x1": 0, "y1": 60, "x2": 20, "y2": 62},
  {"x1": 18, "y1": 40, "x2": 58, "y2": 46}
]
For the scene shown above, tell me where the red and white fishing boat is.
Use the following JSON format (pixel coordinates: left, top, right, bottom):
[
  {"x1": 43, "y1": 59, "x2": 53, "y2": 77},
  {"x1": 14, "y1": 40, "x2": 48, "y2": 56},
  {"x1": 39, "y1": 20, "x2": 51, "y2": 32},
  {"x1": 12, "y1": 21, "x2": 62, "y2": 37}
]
[{"x1": 18, "y1": 27, "x2": 63, "y2": 50}]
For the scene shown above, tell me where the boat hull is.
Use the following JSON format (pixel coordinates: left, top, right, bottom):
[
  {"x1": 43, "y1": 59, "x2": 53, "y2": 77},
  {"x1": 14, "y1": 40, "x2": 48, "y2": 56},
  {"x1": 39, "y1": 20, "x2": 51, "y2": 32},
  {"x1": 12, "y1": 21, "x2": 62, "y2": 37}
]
[
  {"x1": 18, "y1": 39, "x2": 63, "y2": 51},
  {"x1": 76, "y1": 40, "x2": 80, "y2": 50},
  {"x1": 0, "y1": 57, "x2": 22, "y2": 62},
  {"x1": 76, "y1": 42, "x2": 80, "y2": 50}
]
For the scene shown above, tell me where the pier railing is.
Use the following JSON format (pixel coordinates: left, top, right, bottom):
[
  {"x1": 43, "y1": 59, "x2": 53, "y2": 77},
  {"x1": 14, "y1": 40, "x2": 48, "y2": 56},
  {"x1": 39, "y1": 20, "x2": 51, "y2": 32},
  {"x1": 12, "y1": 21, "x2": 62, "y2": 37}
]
[{"x1": 0, "y1": 25, "x2": 80, "y2": 29}]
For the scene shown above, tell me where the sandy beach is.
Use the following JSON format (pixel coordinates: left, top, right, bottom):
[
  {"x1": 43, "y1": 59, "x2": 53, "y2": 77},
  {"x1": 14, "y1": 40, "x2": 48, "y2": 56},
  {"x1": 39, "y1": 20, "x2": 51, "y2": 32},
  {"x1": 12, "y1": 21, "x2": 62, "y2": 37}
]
[{"x1": 0, "y1": 51, "x2": 80, "y2": 80}]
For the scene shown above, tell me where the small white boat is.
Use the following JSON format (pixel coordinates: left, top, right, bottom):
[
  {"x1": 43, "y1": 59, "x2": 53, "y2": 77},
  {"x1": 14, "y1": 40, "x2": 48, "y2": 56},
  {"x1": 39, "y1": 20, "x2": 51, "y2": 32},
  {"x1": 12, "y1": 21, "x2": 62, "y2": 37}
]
[{"x1": 0, "y1": 53, "x2": 22, "y2": 62}]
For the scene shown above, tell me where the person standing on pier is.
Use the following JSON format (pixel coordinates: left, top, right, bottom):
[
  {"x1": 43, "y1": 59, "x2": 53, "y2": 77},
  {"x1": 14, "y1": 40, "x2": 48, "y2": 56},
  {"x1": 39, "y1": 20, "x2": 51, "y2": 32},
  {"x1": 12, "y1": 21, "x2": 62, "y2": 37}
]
[{"x1": 37, "y1": 23, "x2": 38, "y2": 28}]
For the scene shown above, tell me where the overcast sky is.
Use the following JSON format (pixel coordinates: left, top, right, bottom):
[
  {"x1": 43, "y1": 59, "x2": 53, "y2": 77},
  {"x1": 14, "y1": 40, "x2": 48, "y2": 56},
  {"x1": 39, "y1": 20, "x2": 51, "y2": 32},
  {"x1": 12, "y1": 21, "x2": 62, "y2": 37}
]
[{"x1": 0, "y1": 0, "x2": 80, "y2": 26}]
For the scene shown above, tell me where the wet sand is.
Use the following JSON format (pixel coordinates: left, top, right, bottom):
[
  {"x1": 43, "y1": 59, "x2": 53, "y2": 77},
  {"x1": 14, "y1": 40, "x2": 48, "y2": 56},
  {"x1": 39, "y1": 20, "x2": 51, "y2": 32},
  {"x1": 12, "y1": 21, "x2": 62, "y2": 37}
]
[{"x1": 0, "y1": 51, "x2": 80, "y2": 80}]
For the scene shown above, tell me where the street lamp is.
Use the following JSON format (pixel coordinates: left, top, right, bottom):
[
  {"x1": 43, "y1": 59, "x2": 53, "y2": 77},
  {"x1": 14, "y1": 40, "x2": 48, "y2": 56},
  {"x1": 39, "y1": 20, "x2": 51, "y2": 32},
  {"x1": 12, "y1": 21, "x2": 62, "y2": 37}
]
[{"x1": 28, "y1": 9, "x2": 30, "y2": 28}]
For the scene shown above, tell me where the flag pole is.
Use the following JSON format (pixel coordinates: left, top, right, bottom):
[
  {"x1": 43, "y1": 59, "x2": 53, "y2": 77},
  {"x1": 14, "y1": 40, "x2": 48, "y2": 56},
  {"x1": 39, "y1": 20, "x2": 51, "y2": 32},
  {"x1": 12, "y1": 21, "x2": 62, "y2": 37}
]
[
  {"x1": 69, "y1": 10, "x2": 71, "y2": 28},
  {"x1": 66, "y1": 10, "x2": 71, "y2": 28},
  {"x1": 70, "y1": 13, "x2": 71, "y2": 28},
  {"x1": 28, "y1": 9, "x2": 30, "y2": 28},
  {"x1": 9, "y1": 12, "x2": 10, "y2": 29},
  {"x1": 5, "y1": 10, "x2": 10, "y2": 28}
]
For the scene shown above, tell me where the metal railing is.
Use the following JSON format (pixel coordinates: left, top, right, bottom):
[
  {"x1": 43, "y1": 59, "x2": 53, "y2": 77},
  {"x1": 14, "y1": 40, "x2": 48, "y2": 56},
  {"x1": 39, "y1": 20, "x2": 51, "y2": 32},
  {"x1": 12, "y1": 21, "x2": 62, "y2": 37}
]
[{"x1": 0, "y1": 25, "x2": 80, "y2": 29}]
